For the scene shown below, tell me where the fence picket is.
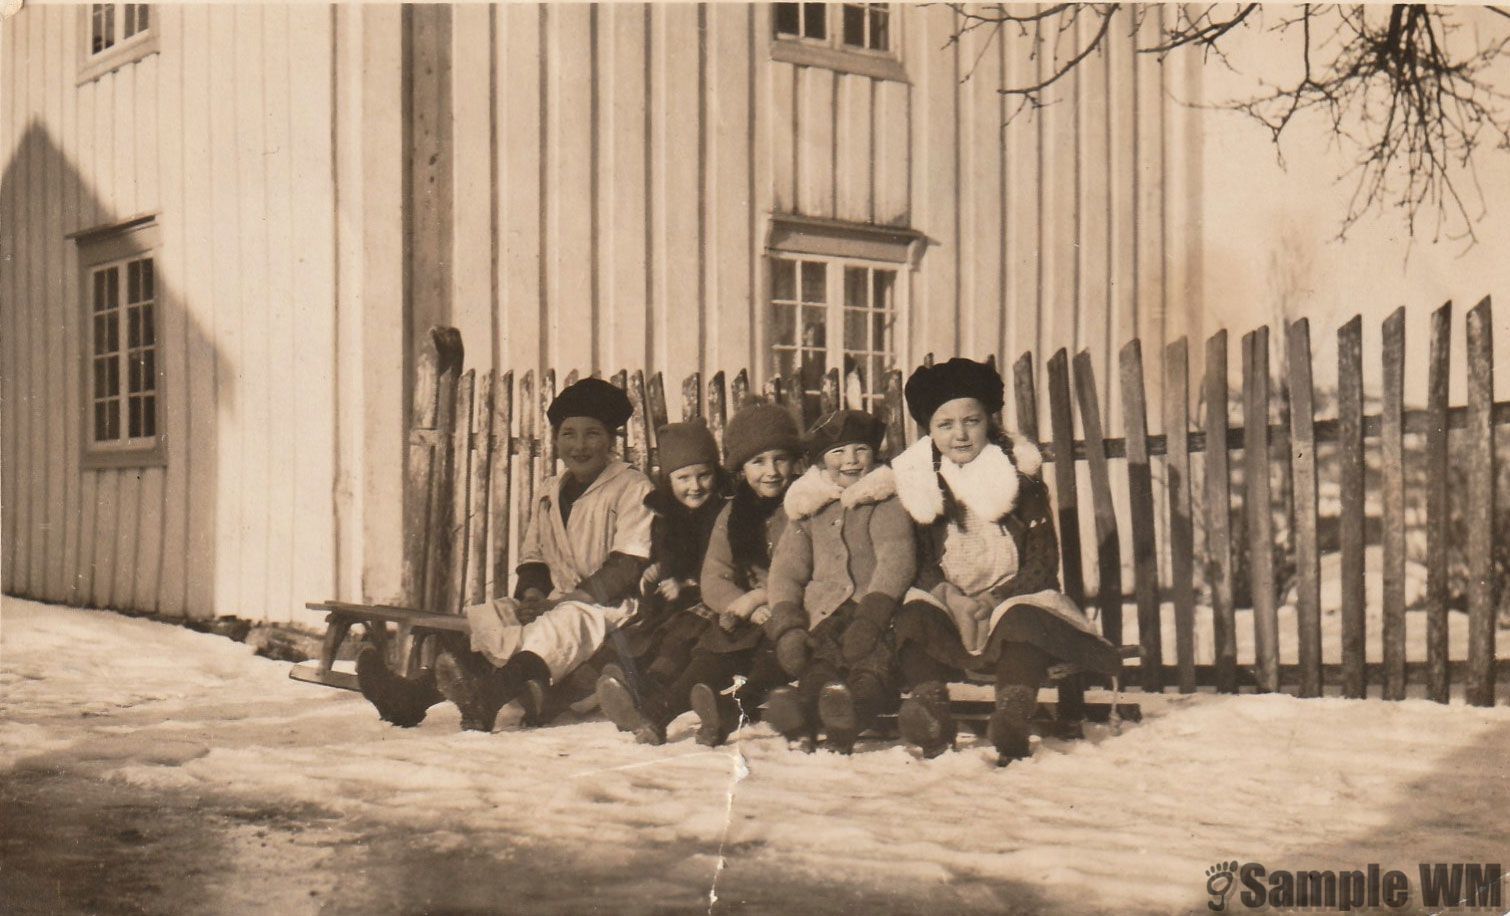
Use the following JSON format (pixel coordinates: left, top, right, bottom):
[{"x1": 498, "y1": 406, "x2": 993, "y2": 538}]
[
  {"x1": 539, "y1": 370, "x2": 557, "y2": 484},
  {"x1": 466, "y1": 371, "x2": 495, "y2": 607},
  {"x1": 708, "y1": 371, "x2": 728, "y2": 459},
  {"x1": 489, "y1": 371, "x2": 514, "y2": 599},
  {"x1": 1243, "y1": 328, "x2": 1279, "y2": 694},
  {"x1": 731, "y1": 369, "x2": 750, "y2": 410},
  {"x1": 609, "y1": 369, "x2": 629, "y2": 459},
  {"x1": 1337, "y1": 316, "x2": 1366, "y2": 698},
  {"x1": 883, "y1": 369, "x2": 906, "y2": 460},
  {"x1": 783, "y1": 370, "x2": 806, "y2": 430},
  {"x1": 1120, "y1": 339, "x2": 1162, "y2": 691},
  {"x1": 401, "y1": 329, "x2": 450, "y2": 608},
  {"x1": 1380, "y1": 309, "x2": 1407, "y2": 700},
  {"x1": 682, "y1": 371, "x2": 703, "y2": 421},
  {"x1": 1287, "y1": 320, "x2": 1322, "y2": 698},
  {"x1": 1164, "y1": 338, "x2": 1196, "y2": 693},
  {"x1": 422, "y1": 334, "x2": 465, "y2": 613},
  {"x1": 1204, "y1": 331, "x2": 1237, "y2": 693},
  {"x1": 443, "y1": 371, "x2": 476, "y2": 614},
  {"x1": 820, "y1": 367, "x2": 840, "y2": 416},
  {"x1": 647, "y1": 372, "x2": 670, "y2": 435},
  {"x1": 516, "y1": 370, "x2": 536, "y2": 581},
  {"x1": 627, "y1": 370, "x2": 652, "y2": 473},
  {"x1": 1047, "y1": 349, "x2": 1086, "y2": 608},
  {"x1": 1073, "y1": 350, "x2": 1122, "y2": 647},
  {"x1": 1465, "y1": 297, "x2": 1496, "y2": 707},
  {"x1": 1425, "y1": 303, "x2": 1452, "y2": 703},
  {"x1": 1013, "y1": 352, "x2": 1039, "y2": 441},
  {"x1": 564, "y1": 368, "x2": 580, "y2": 389}
]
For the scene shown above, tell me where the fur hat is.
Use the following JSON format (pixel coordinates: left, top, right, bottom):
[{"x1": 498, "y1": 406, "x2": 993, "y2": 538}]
[
  {"x1": 804, "y1": 409, "x2": 885, "y2": 464},
  {"x1": 547, "y1": 378, "x2": 634, "y2": 431},
  {"x1": 903, "y1": 358, "x2": 1005, "y2": 427},
  {"x1": 656, "y1": 420, "x2": 720, "y2": 475},
  {"x1": 722, "y1": 403, "x2": 802, "y2": 470}
]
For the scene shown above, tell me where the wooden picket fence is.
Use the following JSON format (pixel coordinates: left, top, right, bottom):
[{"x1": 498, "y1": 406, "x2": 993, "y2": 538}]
[{"x1": 399, "y1": 298, "x2": 1505, "y2": 707}]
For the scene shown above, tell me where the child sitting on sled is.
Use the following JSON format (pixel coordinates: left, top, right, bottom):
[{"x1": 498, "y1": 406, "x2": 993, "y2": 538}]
[
  {"x1": 761, "y1": 409, "x2": 916, "y2": 754},
  {"x1": 597, "y1": 403, "x2": 803, "y2": 746},
  {"x1": 890, "y1": 358, "x2": 1122, "y2": 765}
]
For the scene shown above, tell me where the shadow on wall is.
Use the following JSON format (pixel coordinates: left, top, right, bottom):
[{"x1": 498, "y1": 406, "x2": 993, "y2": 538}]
[{"x1": 1, "y1": 120, "x2": 230, "y2": 620}]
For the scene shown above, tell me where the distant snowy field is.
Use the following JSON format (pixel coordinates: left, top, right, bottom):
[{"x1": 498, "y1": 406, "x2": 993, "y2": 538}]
[{"x1": 2, "y1": 595, "x2": 1507, "y2": 914}]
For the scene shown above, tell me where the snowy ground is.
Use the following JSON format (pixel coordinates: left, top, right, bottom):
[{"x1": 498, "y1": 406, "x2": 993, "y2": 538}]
[{"x1": 2, "y1": 595, "x2": 1507, "y2": 915}]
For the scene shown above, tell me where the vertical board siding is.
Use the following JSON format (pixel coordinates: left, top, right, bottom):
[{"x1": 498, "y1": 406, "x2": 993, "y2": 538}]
[
  {"x1": 44, "y1": 11, "x2": 68, "y2": 600},
  {"x1": 156, "y1": 3, "x2": 188, "y2": 616},
  {"x1": 707, "y1": 2, "x2": 754, "y2": 374},
  {"x1": 2, "y1": 19, "x2": 17, "y2": 595},
  {"x1": 545, "y1": 3, "x2": 595, "y2": 374}
]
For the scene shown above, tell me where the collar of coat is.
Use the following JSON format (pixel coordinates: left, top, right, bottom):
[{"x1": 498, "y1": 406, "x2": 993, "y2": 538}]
[
  {"x1": 892, "y1": 434, "x2": 1042, "y2": 525},
  {"x1": 782, "y1": 465, "x2": 898, "y2": 520},
  {"x1": 547, "y1": 458, "x2": 635, "y2": 505}
]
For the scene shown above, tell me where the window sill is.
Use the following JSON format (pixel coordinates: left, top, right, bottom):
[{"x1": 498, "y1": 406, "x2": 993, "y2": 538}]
[
  {"x1": 83, "y1": 442, "x2": 167, "y2": 471},
  {"x1": 77, "y1": 32, "x2": 159, "y2": 86},
  {"x1": 770, "y1": 40, "x2": 907, "y2": 83}
]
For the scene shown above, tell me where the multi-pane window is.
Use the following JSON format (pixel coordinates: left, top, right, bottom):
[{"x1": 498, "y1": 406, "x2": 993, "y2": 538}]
[
  {"x1": 774, "y1": 3, "x2": 892, "y2": 53},
  {"x1": 90, "y1": 3, "x2": 150, "y2": 56},
  {"x1": 770, "y1": 255, "x2": 898, "y2": 415},
  {"x1": 90, "y1": 256, "x2": 157, "y2": 446}
]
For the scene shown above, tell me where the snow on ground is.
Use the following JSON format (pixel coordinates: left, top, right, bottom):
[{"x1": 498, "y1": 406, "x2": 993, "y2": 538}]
[{"x1": 3, "y1": 595, "x2": 1508, "y2": 914}]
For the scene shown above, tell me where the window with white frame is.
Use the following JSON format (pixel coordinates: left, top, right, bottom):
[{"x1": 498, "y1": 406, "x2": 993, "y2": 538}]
[
  {"x1": 76, "y1": 218, "x2": 163, "y2": 468},
  {"x1": 78, "y1": 4, "x2": 157, "y2": 84},
  {"x1": 770, "y1": 3, "x2": 904, "y2": 82},
  {"x1": 770, "y1": 255, "x2": 899, "y2": 416}
]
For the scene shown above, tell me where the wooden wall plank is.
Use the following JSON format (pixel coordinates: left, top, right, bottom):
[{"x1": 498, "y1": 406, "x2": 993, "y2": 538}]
[
  {"x1": 1287, "y1": 318, "x2": 1322, "y2": 698},
  {"x1": 154, "y1": 4, "x2": 188, "y2": 617},
  {"x1": 834, "y1": 72, "x2": 870, "y2": 224},
  {"x1": 769, "y1": 60, "x2": 796, "y2": 215},
  {"x1": 1243, "y1": 328, "x2": 1278, "y2": 694},
  {"x1": 498, "y1": 4, "x2": 544, "y2": 378},
  {"x1": 209, "y1": 3, "x2": 243, "y2": 616},
  {"x1": 913, "y1": 4, "x2": 959, "y2": 359},
  {"x1": 965, "y1": 27, "x2": 1003, "y2": 360},
  {"x1": 1039, "y1": 16, "x2": 1077, "y2": 358},
  {"x1": 1121, "y1": 339, "x2": 1162, "y2": 691},
  {"x1": 1336, "y1": 316, "x2": 1365, "y2": 698},
  {"x1": 289, "y1": 3, "x2": 337, "y2": 624},
  {"x1": 1464, "y1": 297, "x2": 1496, "y2": 707},
  {"x1": 1003, "y1": 16, "x2": 1041, "y2": 384},
  {"x1": 1424, "y1": 302, "x2": 1452, "y2": 702},
  {"x1": 93, "y1": 471, "x2": 120, "y2": 608},
  {"x1": 406, "y1": 3, "x2": 454, "y2": 384},
  {"x1": 181, "y1": 4, "x2": 218, "y2": 618},
  {"x1": 1073, "y1": 350, "x2": 1122, "y2": 646},
  {"x1": 872, "y1": 77, "x2": 908, "y2": 226},
  {"x1": 546, "y1": 3, "x2": 595, "y2": 374},
  {"x1": 17, "y1": 12, "x2": 39, "y2": 595},
  {"x1": 1047, "y1": 349, "x2": 1085, "y2": 607},
  {"x1": 466, "y1": 371, "x2": 495, "y2": 606},
  {"x1": 113, "y1": 471, "x2": 141, "y2": 609},
  {"x1": 795, "y1": 65, "x2": 834, "y2": 218},
  {"x1": 73, "y1": 37, "x2": 101, "y2": 606},
  {"x1": 1163, "y1": 338, "x2": 1195, "y2": 693},
  {"x1": 234, "y1": 4, "x2": 270, "y2": 618},
  {"x1": 39, "y1": 11, "x2": 64, "y2": 600},
  {"x1": 1204, "y1": 330, "x2": 1236, "y2": 693},
  {"x1": 707, "y1": 3, "x2": 753, "y2": 374},
  {"x1": 600, "y1": 3, "x2": 649, "y2": 374},
  {"x1": 489, "y1": 371, "x2": 514, "y2": 598},
  {"x1": 450, "y1": 2, "x2": 495, "y2": 379},
  {"x1": 57, "y1": 11, "x2": 84, "y2": 605},
  {"x1": 1, "y1": 20, "x2": 18, "y2": 594},
  {"x1": 652, "y1": 3, "x2": 702, "y2": 384},
  {"x1": 1133, "y1": 7, "x2": 1166, "y2": 377},
  {"x1": 1380, "y1": 307, "x2": 1407, "y2": 700},
  {"x1": 1078, "y1": 10, "x2": 1112, "y2": 411}
]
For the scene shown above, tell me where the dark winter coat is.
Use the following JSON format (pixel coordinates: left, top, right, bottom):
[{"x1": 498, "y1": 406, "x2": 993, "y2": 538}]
[{"x1": 616, "y1": 486, "x2": 726, "y2": 658}]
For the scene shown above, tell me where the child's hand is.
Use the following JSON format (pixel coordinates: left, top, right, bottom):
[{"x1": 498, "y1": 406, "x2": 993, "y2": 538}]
[
  {"x1": 748, "y1": 606, "x2": 771, "y2": 627},
  {"x1": 640, "y1": 564, "x2": 662, "y2": 594},
  {"x1": 656, "y1": 579, "x2": 683, "y2": 601}
]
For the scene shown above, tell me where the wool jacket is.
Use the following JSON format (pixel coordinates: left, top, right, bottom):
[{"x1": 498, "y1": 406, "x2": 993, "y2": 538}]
[
  {"x1": 516, "y1": 459, "x2": 656, "y2": 606},
  {"x1": 699, "y1": 483, "x2": 790, "y2": 616},
  {"x1": 765, "y1": 465, "x2": 916, "y2": 637},
  {"x1": 891, "y1": 434, "x2": 1058, "y2": 602}
]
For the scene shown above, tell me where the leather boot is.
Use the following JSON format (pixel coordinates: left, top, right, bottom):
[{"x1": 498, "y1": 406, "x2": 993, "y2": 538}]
[
  {"x1": 689, "y1": 682, "x2": 740, "y2": 747},
  {"x1": 898, "y1": 681, "x2": 956, "y2": 759},
  {"x1": 436, "y1": 650, "x2": 551, "y2": 732},
  {"x1": 596, "y1": 666, "x2": 668, "y2": 745},
  {"x1": 761, "y1": 685, "x2": 812, "y2": 746},
  {"x1": 816, "y1": 682, "x2": 860, "y2": 754},
  {"x1": 356, "y1": 645, "x2": 442, "y2": 728},
  {"x1": 988, "y1": 683, "x2": 1038, "y2": 766}
]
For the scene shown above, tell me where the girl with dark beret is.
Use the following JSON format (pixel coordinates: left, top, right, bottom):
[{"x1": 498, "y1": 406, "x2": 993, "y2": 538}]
[{"x1": 892, "y1": 358, "x2": 1121, "y2": 765}]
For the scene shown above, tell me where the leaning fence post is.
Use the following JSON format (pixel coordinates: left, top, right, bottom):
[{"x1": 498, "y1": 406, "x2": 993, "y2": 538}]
[
  {"x1": 1205, "y1": 331, "x2": 1238, "y2": 693},
  {"x1": 1337, "y1": 316, "x2": 1366, "y2": 699},
  {"x1": 466, "y1": 371, "x2": 496, "y2": 608},
  {"x1": 1013, "y1": 352, "x2": 1039, "y2": 443},
  {"x1": 441, "y1": 370, "x2": 476, "y2": 615},
  {"x1": 1465, "y1": 297, "x2": 1496, "y2": 707},
  {"x1": 682, "y1": 371, "x2": 703, "y2": 421},
  {"x1": 1047, "y1": 349, "x2": 1086, "y2": 610},
  {"x1": 1243, "y1": 327, "x2": 1278, "y2": 694},
  {"x1": 1121, "y1": 339, "x2": 1163, "y2": 692},
  {"x1": 1164, "y1": 338, "x2": 1197, "y2": 694},
  {"x1": 1425, "y1": 303, "x2": 1453, "y2": 703},
  {"x1": 1074, "y1": 350, "x2": 1123, "y2": 648},
  {"x1": 708, "y1": 371, "x2": 728, "y2": 459},
  {"x1": 1380, "y1": 308, "x2": 1407, "y2": 701},
  {"x1": 1287, "y1": 320, "x2": 1323, "y2": 698}
]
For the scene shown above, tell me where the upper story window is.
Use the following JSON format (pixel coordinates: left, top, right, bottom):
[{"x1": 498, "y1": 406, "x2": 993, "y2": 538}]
[
  {"x1": 78, "y1": 4, "x2": 159, "y2": 85},
  {"x1": 74, "y1": 216, "x2": 165, "y2": 469},
  {"x1": 770, "y1": 3, "x2": 906, "y2": 83}
]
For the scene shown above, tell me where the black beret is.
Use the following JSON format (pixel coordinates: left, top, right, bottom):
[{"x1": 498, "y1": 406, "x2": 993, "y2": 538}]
[
  {"x1": 904, "y1": 358, "x2": 1005, "y2": 427},
  {"x1": 547, "y1": 377, "x2": 634, "y2": 430},
  {"x1": 804, "y1": 409, "x2": 886, "y2": 464}
]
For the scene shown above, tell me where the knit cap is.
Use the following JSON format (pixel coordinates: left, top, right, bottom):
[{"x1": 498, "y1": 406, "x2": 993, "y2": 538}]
[
  {"x1": 722, "y1": 403, "x2": 803, "y2": 470},
  {"x1": 656, "y1": 420, "x2": 720, "y2": 475}
]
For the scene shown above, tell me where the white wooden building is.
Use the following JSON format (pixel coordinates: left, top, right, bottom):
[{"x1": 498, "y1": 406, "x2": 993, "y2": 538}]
[{"x1": 0, "y1": 3, "x2": 1203, "y2": 625}]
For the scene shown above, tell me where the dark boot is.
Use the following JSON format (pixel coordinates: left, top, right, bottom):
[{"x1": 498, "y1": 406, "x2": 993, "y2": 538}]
[
  {"x1": 762, "y1": 685, "x2": 812, "y2": 746},
  {"x1": 356, "y1": 645, "x2": 442, "y2": 727},
  {"x1": 436, "y1": 650, "x2": 551, "y2": 733},
  {"x1": 690, "y1": 682, "x2": 740, "y2": 747},
  {"x1": 596, "y1": 666, "x2": 668, "y2": 745},
  {"x1": 988, "y1": 683, "x2": 1038, "y2": 766},
  {"x1": 816, "y1": 682, "x2": 860, "y2": 754},
  {"x1": 898, "y1": 681, "x2": 956, "y2": 759},
  {"x1": 1054, "y1": 674, "x2": 1087, "y2": 741}
]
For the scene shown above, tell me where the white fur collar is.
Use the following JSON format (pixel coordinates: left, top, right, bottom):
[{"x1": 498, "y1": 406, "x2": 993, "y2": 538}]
[
  {"x1": 893, "y1": 435, "x2": 1041, "y2": 524},
  {"x1": 783, "y1": 465, "x2": 897, "y2": 520}
]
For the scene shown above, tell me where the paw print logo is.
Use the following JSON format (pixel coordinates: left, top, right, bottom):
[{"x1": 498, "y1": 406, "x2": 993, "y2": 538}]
[{"x1": 1206, "y1": 861, "x2": 1240, "y2": 911}]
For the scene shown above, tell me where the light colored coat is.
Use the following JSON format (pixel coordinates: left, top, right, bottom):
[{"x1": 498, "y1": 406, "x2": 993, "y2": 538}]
[{"x1": 517, "y1": 459, "x2": 655, "y2": 601}]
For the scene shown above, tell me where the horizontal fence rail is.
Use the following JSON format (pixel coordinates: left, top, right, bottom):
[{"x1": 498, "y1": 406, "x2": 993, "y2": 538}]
[{"x1": 399, "y1": 298, "x2": 1504, "y2": 707}]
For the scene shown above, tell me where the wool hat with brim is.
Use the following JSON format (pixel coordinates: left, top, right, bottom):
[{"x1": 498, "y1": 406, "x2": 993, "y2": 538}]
[
  {"x1": 904, "y1": 357, "x2": 1005, "y2": 427},
  {"x1": 722, "y1": 402, "x2": 803, "y2": 470},
  {"x1": 547, "y1": 377, "x2": 634, "y2": 431},
  {"x1": 804, "y1": 409, "x2": 886, "y2": 464},
  {"x1": 656, "y1": 420, "x2": 720, "y2": 475}
]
